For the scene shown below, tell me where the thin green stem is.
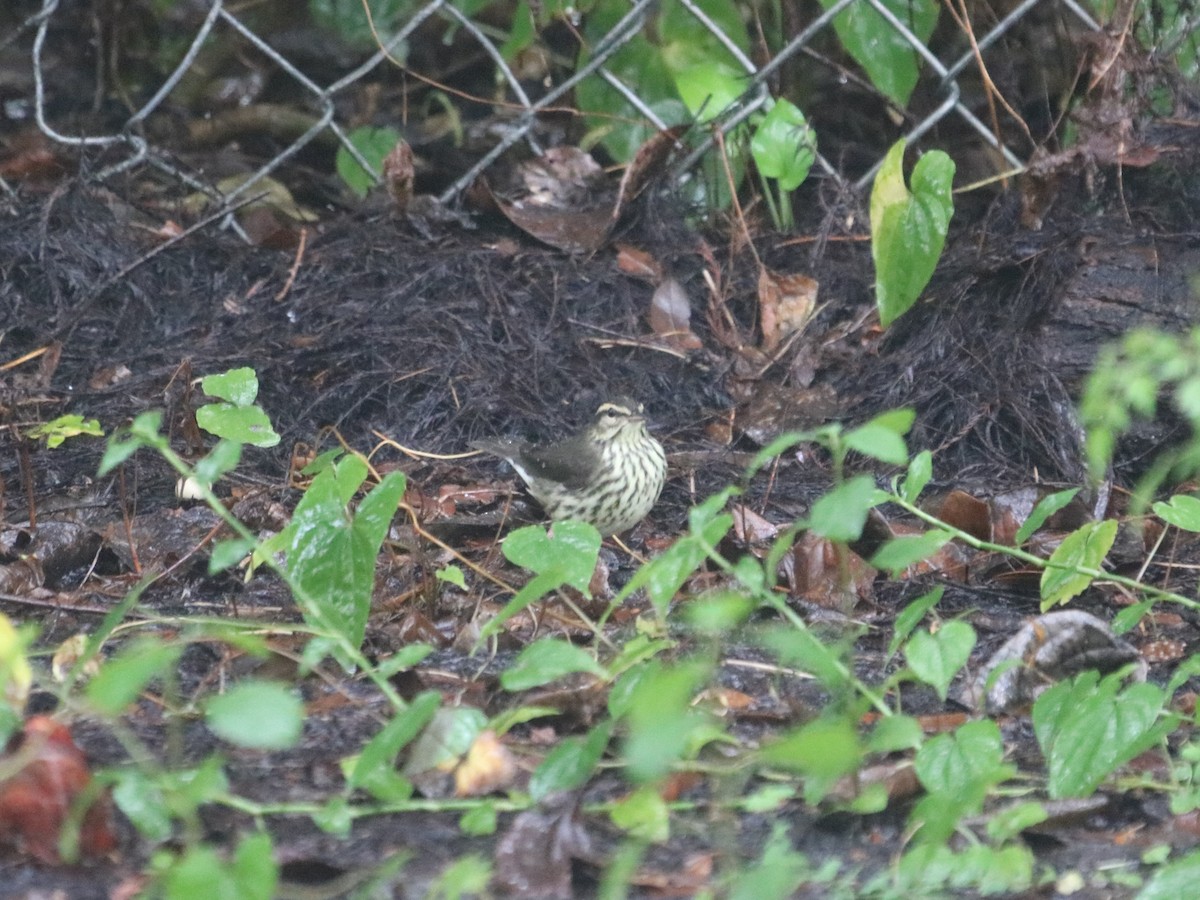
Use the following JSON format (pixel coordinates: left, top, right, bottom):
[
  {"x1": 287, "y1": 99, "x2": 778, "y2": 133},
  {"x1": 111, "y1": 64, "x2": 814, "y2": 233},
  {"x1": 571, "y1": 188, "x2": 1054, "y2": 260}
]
[{"x1": 889, "y1": 493, "x2": 1200, "y2": 610}]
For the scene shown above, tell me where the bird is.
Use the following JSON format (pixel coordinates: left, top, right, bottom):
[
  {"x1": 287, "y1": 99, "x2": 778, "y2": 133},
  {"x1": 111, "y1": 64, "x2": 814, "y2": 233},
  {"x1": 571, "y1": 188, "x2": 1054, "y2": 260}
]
[{"x1": 473, "y1": 397, "x2": 667, "y2": 535}]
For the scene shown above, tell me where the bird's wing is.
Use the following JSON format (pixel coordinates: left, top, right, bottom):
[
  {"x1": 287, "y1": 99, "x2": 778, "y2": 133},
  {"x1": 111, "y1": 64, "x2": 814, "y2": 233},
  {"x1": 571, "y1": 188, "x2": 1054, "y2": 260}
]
[{"x1": 520, "y1": 439, "x2": 598, "y2": 490}]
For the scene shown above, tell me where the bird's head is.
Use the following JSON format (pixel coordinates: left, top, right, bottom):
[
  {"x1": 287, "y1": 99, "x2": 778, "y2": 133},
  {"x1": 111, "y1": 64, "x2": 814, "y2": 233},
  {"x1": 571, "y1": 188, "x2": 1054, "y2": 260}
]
[{"x1": 589, "y1": 398, "x2": 647, "y2": 443}]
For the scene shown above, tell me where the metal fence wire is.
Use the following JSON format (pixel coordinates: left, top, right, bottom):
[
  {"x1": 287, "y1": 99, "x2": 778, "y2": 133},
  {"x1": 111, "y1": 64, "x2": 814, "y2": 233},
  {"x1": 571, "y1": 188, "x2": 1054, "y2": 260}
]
[{"x1": 15, "y1": 0, "x2": 1111, "y2": 219}]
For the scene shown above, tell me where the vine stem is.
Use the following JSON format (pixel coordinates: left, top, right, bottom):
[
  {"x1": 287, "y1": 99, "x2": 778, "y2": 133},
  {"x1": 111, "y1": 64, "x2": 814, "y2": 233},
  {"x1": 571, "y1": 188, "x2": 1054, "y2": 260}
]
[{"x1": 889, "y1": 493, "x2": 1200, "y2": 611}]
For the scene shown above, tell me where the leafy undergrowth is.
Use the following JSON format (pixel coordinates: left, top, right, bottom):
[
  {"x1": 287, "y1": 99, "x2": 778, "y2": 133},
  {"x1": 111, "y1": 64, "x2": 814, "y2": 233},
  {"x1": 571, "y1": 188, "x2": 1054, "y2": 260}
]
[{"x1": 4, "y1": 362, "x2": 1200, "y2": 898}]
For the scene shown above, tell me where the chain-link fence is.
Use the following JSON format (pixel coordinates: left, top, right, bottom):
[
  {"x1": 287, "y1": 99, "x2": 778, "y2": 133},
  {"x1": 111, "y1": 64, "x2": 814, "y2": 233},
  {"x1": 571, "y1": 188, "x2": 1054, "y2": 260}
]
[{"x1": 11, "y1": 0, "x2": 1117, "y2": 220}]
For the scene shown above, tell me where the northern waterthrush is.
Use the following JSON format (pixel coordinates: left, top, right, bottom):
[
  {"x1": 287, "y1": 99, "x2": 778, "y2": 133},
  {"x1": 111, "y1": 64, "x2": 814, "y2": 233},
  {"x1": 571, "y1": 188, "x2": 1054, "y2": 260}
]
[{"x1": 473, "y1": 398, "x2": 667, "y2": 535}]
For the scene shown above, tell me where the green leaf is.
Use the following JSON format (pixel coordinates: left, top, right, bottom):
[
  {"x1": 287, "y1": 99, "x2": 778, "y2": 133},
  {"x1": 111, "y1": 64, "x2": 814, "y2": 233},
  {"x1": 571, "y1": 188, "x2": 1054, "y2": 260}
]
[
  {"x1": 478, "y1": 571, "x2": 561, "y2": 643},
  {"x1": 201, "y1": 368, "x2": 260, "y2": 406},
  {"x1": 621, "y1": 659, "x2": 712, "y2": 783},
  {"x1": 286, "y1": 462, "x2": 405, "y2": 652},
  {"x1": 193, "y1": 439, "x2": 244, "y2": 485},
  {"x1": 309, "y1": 801, "x2": 350, "y2": 844},
  {"x1": 499, "y1": 638, "x2": 607, "y2": 692},
  {"x1": 870, "y1": 530, "x2": 952, "y2": 574},
  {"x1": 615, "y1": 490, "x2": 735, "y2": 617},
  {"x1": 1040, "y1": 519, "x2": 1118, "y2": 610},
  {"x1": 459, "y1": 802, "x2": 498, "y2": 836},
  {"x1": 902, "y1": 449, "x2": 933, "y2": 503},
  {"x1": 308, "y1": 0, "x2": 415, "y2": 50},
  {"x1": 888, "y1": 586, "x2": 944, "y2": 657},
  {"x1": 112, "y1": 770, "x2": 172, "y2": 841},
  {"x1": 1033, "y1": 671, "x2": 1174, "y2": 798},
  {"x1": 503, "y1": 522, "x2": 600, "y2": 594},
  {"x1": 436, "y1": 565, "x2": 467, "y2": 590},
  {"x1": 209, "y1": 537, "x2": 255, "y2": 575},
  {"x1": 336, "y1": 125, "x2": 405, "y2": 198},
  {"x1": 99, "y1": 411, "x2": 164, "y2": 475},
  {"x1": 870, "y1": 140, "x2": 955, "y2": 327},
  {"x1": 760, "y1": 714, "x2": 863, "y2": 804},
  {"x1": 747, "y1": 431, "x2": 819, "y2": 479},
  {"x1": 1153, "y1": 494, "x2": 1200, "y2": 532},
  {"x1": 162, "y1": 756, "x2": 230, "y2": 810},
  {"x1": 487, "y1": 705, "x2": 560, "y2": 737},
  {"x1": 912, "y1": 720, "x2": 1012, "y2": 843},
  {"x1": 206, "y1": 680, "x2": 304, "y2": 750},
  {"x1": 196, "y1": 404, "x2": 280, "y2": 448},
  {"x1": 610, "y1": 784, "x2": 669, "y2": 842},
  {"x1": 819, "y1": 0, "x2": 940, "y2": 106},
  {"x1": 478, "y1": 522, "x2": 601, "y2": 642},
  {"x1": 740, "y1": 784, "x2": 796, "y2": 813},
  {"x1": 401, "y1": 706, "x2": 487, "y2": 777},
  {"x1": 844, "y1": 409, "x2": 914, "y2": 465},
  {"x1": 866, "y1": 713, "x2": 924, "y2": 754},
  {"x1": 86, "y1": 638, "x2": 181, "y2": 716},
  {"x1": 659, "y1": 0, "x2": 751, "y2": 124},
  {"x1": 682, "y1": 591, "x2": 755, "y2": 635},
  {"x1": 905, "y1": 621, "x2": 975, "y2": 701},
  {"x1": 25, "y1": 414, "x2": 103, "y2": 449},
  {"x1": 896, "y1": 843, "x2": 1034, "y2": 895},
  {"x1": 758, "y1": 626, "x2": 853, "y2": 693},
  {"x1": 1139, "y1": 849, "x2": 1200, "y2": 900},
  {"x1": 750, "y1": 99, "x2": 816, "y2": 191},
  {"x1": 809, "y1": 475, "x2": 878, "y2": 542},
  {"x1": 1014, "y1": 488, "x2": 1081, "y2": 544},
  {"x1": 671, "y1": 60, "x2": 745, "y2": 123},
  {"x1": 349, "y1": 691, "x2": 441, "y2": 791},
  {"x1": 312, "y1": 796, "x2": 352, "y2": 837},
  {"x1": 729, "y1": 822, "x2": 810, "y2": 900},
  {"x1": 166, "y1": 845, "x2": 235, "y2": 899},
  {"x1": 577, "y1": 0, "x2": 746, "y2": 165},
  {"x1": 606, "y1": 634, "x2": 674, "y2": 677},
  {"x1": 914, "y1": 720, "x2": 1008, "y2": 796},
  {"x1": 231, "y1": 831, "x2": 278, "y2": 900},
  {"x1": 429, "y1": 855, "x2": 492, "y2": 898},
  {"x1": 375, "y1": 643, "x2": 435, "y2": 678},
  {"x1": 986, "y1": 801, "x2": 1048, "y2": 843},
  {"x1": 529, "y1": 721, "x2": 613, "y2": 801}
]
